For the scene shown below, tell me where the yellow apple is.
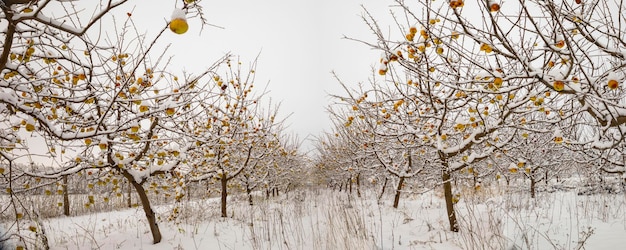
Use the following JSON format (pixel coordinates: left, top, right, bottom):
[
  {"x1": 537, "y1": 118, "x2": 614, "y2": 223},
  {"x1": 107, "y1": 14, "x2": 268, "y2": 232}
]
[
  {"x1": 165, "y1": 107, "x2": 176, "y2": 116},
  {"x1": 553, "y1": 80, "x2": 565, "y2": 91},
  {"x1": 169, "y1": 19, "x2": 189, "y2": 34},
  {"x1": 490, "y1": 2, "x2": 500, "y2": 12},
  {"x1": 608, "y1": 79, "x2": 619, "y2": 90}
]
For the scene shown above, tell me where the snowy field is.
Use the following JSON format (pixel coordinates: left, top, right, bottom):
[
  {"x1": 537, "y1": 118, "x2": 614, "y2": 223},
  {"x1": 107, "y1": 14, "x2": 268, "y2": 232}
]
[{"x1": 2, "y1": 183, "x2": 626, "y2": 250}]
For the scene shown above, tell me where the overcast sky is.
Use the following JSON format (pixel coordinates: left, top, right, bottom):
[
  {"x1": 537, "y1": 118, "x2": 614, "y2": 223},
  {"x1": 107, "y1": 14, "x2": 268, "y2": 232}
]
[{"x1": 128, "y1": 0, "x2": 394, "y2": 153}]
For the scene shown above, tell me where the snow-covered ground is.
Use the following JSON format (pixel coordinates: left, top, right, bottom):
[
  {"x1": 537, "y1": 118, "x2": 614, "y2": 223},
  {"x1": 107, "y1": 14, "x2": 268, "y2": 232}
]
[{"x1": 3, "y1": 184, "x2": 626, "y2": 249}]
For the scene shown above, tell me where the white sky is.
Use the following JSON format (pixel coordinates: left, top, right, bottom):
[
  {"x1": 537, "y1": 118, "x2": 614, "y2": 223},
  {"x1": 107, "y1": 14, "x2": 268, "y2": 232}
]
[{"x1": 127, "y1": 0, "x2": 393, "y2": 153}]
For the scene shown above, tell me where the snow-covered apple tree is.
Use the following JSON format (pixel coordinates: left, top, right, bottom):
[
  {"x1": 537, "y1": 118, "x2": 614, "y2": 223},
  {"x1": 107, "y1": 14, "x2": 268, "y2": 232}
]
[
  {"x1": 246, "y1": 134, "x2": 303, "y2": 202},
  {"x1": 317, "y1": 108, "x2": 369, "y2": 195},
  {"x1": 324, "y1": 97, "x2": 431, "y2": 206},
  {"x1": 0, "y1": 0, "x2": 227, "y2": 247},
  {"x1": 182, "y1": 58, "x2": 285, "y2": 217},
  {"x1": 326, "y1": 0, "x2": 625, "y2": 232}
]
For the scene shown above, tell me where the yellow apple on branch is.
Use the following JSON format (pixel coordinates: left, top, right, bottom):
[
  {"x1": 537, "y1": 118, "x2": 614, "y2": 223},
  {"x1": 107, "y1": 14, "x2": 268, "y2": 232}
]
[{"x1": 169, "y1": 9, "x2": 189, "y2": 35}]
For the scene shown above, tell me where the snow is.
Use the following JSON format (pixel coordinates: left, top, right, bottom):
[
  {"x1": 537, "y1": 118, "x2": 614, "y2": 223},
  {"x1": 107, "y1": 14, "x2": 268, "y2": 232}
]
[
  {"x1": 171, "y1": 9, "x2": 187, "y2": 21},
  {"x1": 553, "y1": 127, "x2": 562, "y2": 138},
  {"x1": 501, "y1": 191, "x2": 626, "y2": 249},
  {"x1": 2, "y1": 185, "x2": 625, "y2": 250},
  {"x1": 33, "y1": 12, "x2": 83, "y2": 35}
]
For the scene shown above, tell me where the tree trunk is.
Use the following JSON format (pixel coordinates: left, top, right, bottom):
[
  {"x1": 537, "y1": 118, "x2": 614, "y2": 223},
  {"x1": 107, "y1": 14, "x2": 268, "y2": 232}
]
[
  {"x1": 349, "y1": 177, "x2": 353, "y2": 194},
  {"x1": 473, "y1": 171, "x2": 478, "y2": 194},
  {"x1": 206, "y1": 180, "x2": 213, "y2": 198},
  {"x1": 127, "y1": 180, "x2": 132, "y2": 208},
  {"x1": 122, "y1": 174, "x2": 162, "y2": 244},
  {"x1": 378, "y1": 177, "x2": 388, "y2": 201},
  {"x1": 62, "y1": 175, "x2": 70, "y2": 216},
  {"x1": 393, "y1": 176, "x2": 405, "y2": 208},
  {"x1": 530, "y1": 173, "x2": 536, "y2": 199},
  {"x1": 221, "y1": 176, "x2": 228, "y2": 217},
  {"x1": 356, "y1": 173, "x2": 361, "y2": 198},
  {"x1": 246, "y1": 182, "x2": 253, "y2": 206},
  {"x1": 187, "y1": 185, "x2": 191, "y2": 202},
  {"x1": 442, "y1": 170, "x2": 459, "y2": 232}
]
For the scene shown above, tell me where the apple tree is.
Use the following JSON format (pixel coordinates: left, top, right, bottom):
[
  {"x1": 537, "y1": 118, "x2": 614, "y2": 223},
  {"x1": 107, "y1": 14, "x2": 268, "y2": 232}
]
[
  {"x1": 1, "y1": 0, "x2": 222, "y2": 246},
  {"x1": 182, "y1": 58, "x2": 285, "y2": 217}
]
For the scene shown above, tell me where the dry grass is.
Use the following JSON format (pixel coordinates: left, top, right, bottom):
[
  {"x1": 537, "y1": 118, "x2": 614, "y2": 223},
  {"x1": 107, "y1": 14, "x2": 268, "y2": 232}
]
[{"x1": 3, "y1": 181, "x2": 625, "y2": 250}]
